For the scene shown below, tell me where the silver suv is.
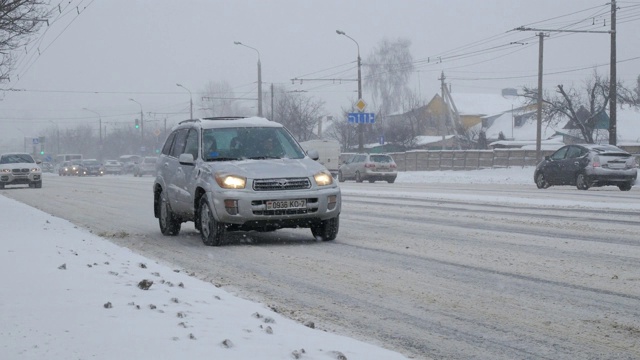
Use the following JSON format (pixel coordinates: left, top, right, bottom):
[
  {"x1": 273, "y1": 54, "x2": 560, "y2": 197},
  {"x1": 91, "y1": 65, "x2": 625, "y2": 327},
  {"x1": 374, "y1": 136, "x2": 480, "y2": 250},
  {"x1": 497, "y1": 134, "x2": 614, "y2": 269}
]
[
  {"x1": 338, "y1": 153, "x2": 398, "y2": 183},
  {"x1": 153, "y1": 117, "x2": 341, "y2": 246},
  {"x1": 0, "y1": 153, "x2": 43, "y2": 189}
]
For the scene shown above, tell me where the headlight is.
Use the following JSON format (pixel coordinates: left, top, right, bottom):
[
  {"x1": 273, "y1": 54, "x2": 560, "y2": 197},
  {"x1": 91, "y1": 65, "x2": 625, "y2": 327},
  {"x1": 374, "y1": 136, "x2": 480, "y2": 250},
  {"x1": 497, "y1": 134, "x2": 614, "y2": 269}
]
[
  {"x1": 215, "y1": 173, "x2": 246, "y2": 189},
  {"x1": 31, "y1": 168, "x2": 40, "y2": 172},
  {"x1": 314, "y1": 171, "x2": 334, "y2": 186},
  {"x1": 1, "y1": 169, "x2": 10, "y2": 173}
]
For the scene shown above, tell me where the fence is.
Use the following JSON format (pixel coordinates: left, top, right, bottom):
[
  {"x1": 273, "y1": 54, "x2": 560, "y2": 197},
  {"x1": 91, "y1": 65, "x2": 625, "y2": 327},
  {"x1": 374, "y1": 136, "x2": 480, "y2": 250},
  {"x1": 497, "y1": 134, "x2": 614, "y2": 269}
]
[{"x1": 389, "y1": 149, "x2": 555, "y2": 171}]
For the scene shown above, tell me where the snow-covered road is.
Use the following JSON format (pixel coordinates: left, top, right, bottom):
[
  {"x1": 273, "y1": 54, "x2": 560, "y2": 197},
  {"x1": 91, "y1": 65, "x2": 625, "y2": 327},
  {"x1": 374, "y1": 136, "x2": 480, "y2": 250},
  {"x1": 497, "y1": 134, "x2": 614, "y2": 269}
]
[{"x1": 3, "y1": 169, "x2": 640, "y2": 359}]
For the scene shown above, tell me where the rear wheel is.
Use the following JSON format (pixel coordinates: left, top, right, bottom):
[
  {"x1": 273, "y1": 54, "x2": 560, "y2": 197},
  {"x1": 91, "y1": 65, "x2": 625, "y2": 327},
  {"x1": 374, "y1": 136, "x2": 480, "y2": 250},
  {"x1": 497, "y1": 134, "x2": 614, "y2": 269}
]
[
  {"x1": 535, "y1": 172, "x2": 550, "y2": 189},
  {"x1": 338, "y1": 171, "x2": 345, "y2": 182},
  {"x1": 355, "y1": 171, "x2": 363, "y2": 183},
  {"x1": 618, "y1": 182, "x2": 633, "y2": 191},
  {"x1": 387, "y1": 178, "x2": 396, "y2": 184},
  {"x1": 576, "y1": 173, "x2": 590, "y2": 190},
  {"x1": 311, "y1": 216, "x2": 339, "y2": 241},
  {"x1": 199, "y1": 197, "x2": 225, "y2": 246},
  {"x1": 159, "y1": 190, "x2": 181, "y2": 235}
]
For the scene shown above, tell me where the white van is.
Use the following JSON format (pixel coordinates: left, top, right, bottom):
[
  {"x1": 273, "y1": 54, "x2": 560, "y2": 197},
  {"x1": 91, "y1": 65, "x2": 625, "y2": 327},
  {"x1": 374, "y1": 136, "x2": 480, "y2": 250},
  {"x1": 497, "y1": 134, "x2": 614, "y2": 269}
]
[{"x1": 298, "y1": 139, "x2": 341, "y2": 177}]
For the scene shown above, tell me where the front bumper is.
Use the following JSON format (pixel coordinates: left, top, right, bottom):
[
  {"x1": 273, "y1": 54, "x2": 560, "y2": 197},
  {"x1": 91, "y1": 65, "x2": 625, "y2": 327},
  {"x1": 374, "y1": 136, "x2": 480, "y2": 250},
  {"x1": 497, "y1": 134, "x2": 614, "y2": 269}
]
[
  {"x1": 0, "y1": 172, "x2": 41, "y2": 185},
  {"x1": 208, "y1": 186, "x2": 341, "y2": 228}
]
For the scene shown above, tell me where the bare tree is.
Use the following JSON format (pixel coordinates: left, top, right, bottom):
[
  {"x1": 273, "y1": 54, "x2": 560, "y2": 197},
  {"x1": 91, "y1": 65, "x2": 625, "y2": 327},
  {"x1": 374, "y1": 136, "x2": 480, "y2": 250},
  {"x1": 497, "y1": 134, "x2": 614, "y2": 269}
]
[
  {"x1": 364, "y1": 38, "x2": 414, "y2": 117},
  {"x1": 272, "y1": 88, "x2": 325, "y2": 141},
  {"x1": 1, "y1": 0, "x2": 52, "y2": 82},
  {"x1": 199, "y1": 80, "x2": 248, "y2": 117},
  {"x1": 522, "y1": 70, "x2": 637, "y2": 144}
]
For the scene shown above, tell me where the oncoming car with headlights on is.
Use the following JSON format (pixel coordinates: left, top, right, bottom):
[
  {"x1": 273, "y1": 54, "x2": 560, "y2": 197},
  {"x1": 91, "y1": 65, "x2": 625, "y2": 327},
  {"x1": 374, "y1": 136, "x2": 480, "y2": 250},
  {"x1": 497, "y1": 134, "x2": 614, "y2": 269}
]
[{"x1": 153, "y1": 117, "x2": 341, "y2": 246}]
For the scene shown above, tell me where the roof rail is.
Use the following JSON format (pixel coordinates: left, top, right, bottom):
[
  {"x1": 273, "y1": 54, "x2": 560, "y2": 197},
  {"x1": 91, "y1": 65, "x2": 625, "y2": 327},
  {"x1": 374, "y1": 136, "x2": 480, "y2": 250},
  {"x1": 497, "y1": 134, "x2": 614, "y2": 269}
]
[
  {"x1": 178, "y1": 119, "x2": 199, "y2": 124},
  {"x1": 201, "y1": 116, "x2": 246, "y2": 121}
]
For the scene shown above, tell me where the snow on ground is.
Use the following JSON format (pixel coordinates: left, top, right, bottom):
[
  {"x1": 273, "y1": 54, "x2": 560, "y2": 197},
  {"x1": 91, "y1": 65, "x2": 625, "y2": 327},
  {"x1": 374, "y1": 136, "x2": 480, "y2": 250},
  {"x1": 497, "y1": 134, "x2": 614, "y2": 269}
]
[{"x1": 1, "y1": 166, "x2": 637, "y2": 359}]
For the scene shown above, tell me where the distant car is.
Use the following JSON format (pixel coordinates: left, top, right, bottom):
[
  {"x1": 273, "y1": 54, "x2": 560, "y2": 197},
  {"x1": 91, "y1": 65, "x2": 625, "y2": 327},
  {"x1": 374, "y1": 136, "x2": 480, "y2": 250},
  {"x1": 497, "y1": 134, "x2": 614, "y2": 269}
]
[
  {"x1": 0, "y1": 152, "x2": 42, "y2": 189},
  {"x1": 41, "y1": 162, "x2": 54, "y2": 173},
  {"x1": 60, "y1": 160, "x2": 83, "y2": 176},
  {"x1": 338, "y1": 153, "x2": 398, "y2": 183},
  {"x1": 133, "y1": 156, "x2": 158, "y2": 177},
  {"x1": 80, "y1": 159, "x2": 105, "y2": 176},
  {"x1": 119, "y1": 155, "x2": 142, "y2": 174},
  {"x1": 103, "y1": 160, "x2": 124, "y2": 175},
  {"x1": 534, "y1": 144, "x2": 638, "y2": 191}
]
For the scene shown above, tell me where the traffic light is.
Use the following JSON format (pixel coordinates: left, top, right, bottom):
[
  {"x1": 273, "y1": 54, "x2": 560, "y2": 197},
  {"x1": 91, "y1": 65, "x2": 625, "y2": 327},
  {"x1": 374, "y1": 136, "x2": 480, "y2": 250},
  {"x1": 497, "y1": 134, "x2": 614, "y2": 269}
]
[
  {"x1": 40, "y1": 144, "x2": 44, "y2": 155},
  {"x1": 135, "y1": 119, "x2": 140, "y2": 129}
]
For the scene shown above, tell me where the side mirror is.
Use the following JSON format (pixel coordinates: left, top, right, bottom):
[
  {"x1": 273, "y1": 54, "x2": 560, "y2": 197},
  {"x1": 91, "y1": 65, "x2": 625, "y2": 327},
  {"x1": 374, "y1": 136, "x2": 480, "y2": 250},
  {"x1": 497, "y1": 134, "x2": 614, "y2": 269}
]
[
  {"x1": 307, "y1": 149, "x2": 320, "y2": 161},
  {"x1": 178, "y1": 153, "x2": 195, "y2": 165}
]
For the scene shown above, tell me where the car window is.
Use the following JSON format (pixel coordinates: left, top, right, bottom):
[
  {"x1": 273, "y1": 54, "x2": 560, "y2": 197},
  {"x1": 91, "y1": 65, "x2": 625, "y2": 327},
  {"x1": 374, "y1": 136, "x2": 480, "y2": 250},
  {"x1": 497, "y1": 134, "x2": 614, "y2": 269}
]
[
  {"x1": 184, "y1": 129, "x2": 199, "y2": 159},
  {"x1": 201, "y1": 127, "x2": 305, "y2": 161},
  {"x1": 170, "y1": 129, "x2": 188, "y2": 158},
  {"x1": 551, "y1": 147, "x2": 569, "y2": 160},
  {"x1": 0, "y1": 154, "x2": 35, "y2": 164},
  {"x1": 162, "y1": 131, "x2": 177, "y2": 156},
  {"x1": 565, "y1": 146, "x2": 583, "y2": 159},
  {"x1": 370, "y1": 155, "x2": 393, "y2": 163}
]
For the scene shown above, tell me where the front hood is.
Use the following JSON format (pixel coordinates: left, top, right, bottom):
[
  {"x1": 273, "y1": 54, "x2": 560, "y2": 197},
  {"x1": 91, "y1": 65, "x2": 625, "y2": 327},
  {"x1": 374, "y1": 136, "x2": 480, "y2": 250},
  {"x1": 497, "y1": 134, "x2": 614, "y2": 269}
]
[
  {"x1": 0, "y1": 162, "x2": 38, "y2": 169},
  {"x1": 204, "y1": 158, "x2": 327, "y2": 179}
]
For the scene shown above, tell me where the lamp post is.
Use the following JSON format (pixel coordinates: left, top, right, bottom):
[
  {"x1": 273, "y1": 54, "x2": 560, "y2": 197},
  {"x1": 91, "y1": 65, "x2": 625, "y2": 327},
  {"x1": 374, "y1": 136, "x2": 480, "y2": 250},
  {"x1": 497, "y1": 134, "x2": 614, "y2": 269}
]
[
  {"x1": 129, "y1": 98, "x2": 144, "y2": 142},
  {"x1": 234, "y1": 41, "x2": 262, "y2": 117},
  {"x1": 49, "y1": 120, "x2": 60, "y2": 154},
  {"x1": 176, "y1": 83, "x2": 193, "y2": 119},
  {"x1": 336, "y1": 29, "x2": 363, "y2": 152},
  {"x1": 82, "y1": 108, "x2": 102, "y2": 158}
]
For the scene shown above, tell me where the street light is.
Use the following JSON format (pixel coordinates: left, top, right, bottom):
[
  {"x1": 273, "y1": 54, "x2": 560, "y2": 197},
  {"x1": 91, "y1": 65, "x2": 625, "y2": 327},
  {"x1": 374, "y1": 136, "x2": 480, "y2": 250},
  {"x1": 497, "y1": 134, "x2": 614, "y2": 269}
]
[
  {"x1": 129, "y1": 98, "x2": 144, "y2": 141},
  {"x1": 82, "y1": 108, "x2": 102, "y2": 157},
  {"x1": 176, "y1": 83, "x2": 193, "y2": 119},
  {"x1": 234, "y1": 41, "x2": 262, "y2": 117},
  {"x1": 336, "y1": 29, "x2": 363, "y2": 152}
]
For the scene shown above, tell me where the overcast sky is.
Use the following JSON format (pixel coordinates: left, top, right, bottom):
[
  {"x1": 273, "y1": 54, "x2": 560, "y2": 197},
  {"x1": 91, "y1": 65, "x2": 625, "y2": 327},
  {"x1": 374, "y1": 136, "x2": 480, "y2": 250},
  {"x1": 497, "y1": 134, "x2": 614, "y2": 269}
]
[{"x1": 1, "y1": 0, "x2": 638, "y2": 149}]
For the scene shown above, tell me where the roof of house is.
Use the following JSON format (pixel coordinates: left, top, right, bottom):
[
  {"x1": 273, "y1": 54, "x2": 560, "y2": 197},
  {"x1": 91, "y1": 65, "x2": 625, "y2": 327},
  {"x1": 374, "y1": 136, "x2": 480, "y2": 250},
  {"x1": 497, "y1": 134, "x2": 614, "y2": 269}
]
[{"x1": 449, "y1": 93, "x2": 526, "y2": 117}]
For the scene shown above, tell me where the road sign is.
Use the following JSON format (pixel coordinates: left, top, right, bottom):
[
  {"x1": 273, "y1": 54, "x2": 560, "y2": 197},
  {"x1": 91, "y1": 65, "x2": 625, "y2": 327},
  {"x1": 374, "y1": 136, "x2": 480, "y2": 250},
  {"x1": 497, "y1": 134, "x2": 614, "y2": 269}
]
[
  {"x1": 154, "y1": 129, "x2": 161, "y2": 137},
  {"x1": 356, "y1": 99, "x2": 367, "y2": 112},
  {"x1": 32, "y1": 138, "x2": 39, "y2": 145},
  {"x1": 348, "y1": 112, "x2": 375, "y2": 124}
]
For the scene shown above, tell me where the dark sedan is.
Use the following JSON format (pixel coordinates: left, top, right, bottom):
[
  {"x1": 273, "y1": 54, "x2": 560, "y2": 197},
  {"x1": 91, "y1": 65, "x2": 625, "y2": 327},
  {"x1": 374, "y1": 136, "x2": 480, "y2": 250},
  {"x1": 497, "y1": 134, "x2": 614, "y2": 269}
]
[{"x1": 534, "y1": 144, "x2": 637, "y2": 191}]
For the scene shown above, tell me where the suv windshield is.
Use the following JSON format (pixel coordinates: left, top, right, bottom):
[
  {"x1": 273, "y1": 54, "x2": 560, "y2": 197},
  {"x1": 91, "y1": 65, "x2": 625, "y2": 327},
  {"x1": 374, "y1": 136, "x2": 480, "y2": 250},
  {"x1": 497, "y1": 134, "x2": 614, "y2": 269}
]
[
  {"x1": 202, "y1": 127, "x2": 305, "y2": 161},
  {"x1": 0, "y1": 154, "x2": 35, "y2": 164}
]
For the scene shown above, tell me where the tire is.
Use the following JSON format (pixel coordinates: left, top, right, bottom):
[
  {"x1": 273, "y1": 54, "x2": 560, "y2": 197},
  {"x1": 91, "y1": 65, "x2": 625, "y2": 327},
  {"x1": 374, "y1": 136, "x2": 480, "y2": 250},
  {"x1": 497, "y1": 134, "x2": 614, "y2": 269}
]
[
  {"x1": 368, "y1": 179, "x2": 375, "y2": 183},
  {"x1": 355, "y1": 171, "x2": 363, "y2": 183},
  {"x1": 535, "y1": 172, "x2": 550, "y2": 189},
  {"x1": 158, "y1": 190, "x2": 181, "y2": 235},
  {"x1": 34, "y1": 181, "x2": 42, "y2": 189},
  {"x1": 576, "y1": 173, "x2": 590, "y2": 190},
  {"x1": 311, "y1": 215, "x2": 339, "y2": 241},
  {"x1": 338, "y1": 171, "x2": 345, "y2": 183},
  {"x1": 618, "y1": 182, "x2": 632, "y2": 191},
  {"x1": 199, "y1": 197, "x2": 225, "y2": 246},
  {"x1": 387, "y1": 178, "x2": 396, "y2": 184},
  {"x1": 0, "y1": 183, "x2": 4, "y2": 189}
]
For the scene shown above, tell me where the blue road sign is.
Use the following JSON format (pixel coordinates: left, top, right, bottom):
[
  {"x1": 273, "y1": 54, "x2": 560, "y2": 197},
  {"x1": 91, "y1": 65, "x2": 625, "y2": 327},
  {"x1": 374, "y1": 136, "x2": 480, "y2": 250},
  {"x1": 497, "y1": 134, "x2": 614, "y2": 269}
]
[
  {"x1": 32, "y1": 138, "x2": 39, "y2": 145},
  {"x1": 348, "y1": 112, "x2": 375, "y2": 124}
]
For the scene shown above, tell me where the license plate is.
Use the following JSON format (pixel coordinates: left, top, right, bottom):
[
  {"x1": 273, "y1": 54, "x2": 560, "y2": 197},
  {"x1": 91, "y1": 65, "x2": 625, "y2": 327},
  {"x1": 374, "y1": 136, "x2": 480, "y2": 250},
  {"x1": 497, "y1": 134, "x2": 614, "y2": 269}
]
[{"x1": 266, "y1": 199, "x2": 306, "y2": 210}]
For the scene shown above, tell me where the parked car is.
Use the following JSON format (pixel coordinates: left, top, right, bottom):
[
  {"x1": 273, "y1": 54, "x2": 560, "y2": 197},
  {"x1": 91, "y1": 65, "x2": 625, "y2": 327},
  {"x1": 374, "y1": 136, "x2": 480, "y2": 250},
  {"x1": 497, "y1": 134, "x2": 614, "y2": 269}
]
[
  {"x1": 103, "y1": 160, "x2": 124, "y2": 175},
  {"x1": 153, "y1": 116, "x2": 341, "y2": 246},
  {"x1": 133, "y1": 156, "x2": 158, "y2": 177},
  {"x1": 534, "y1": 144, "x2": 638, "y2": 191},
  {"x1": 0, "y1": 152, "x2": 42, "y2": 189},
  {"x1": 80, "y1": 159, "x2": 105, "y2": 176},
  {"x1": 338, "y1": 153, "x2": 398, "y2": 183}
]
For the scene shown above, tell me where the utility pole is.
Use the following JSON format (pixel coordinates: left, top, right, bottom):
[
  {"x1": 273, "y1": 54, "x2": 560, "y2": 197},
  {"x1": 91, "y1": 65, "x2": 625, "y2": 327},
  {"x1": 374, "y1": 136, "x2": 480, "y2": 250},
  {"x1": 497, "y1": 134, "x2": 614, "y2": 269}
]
[
  {"x1": 536, "y1": 32, "x2": 545, "y2": 163},
  {"x1": 270, "y1": 83, "x2": 274, "y2": 121},
  {"x1": 609, "y1": 0, "x2": 617, "y2": 145},
  {"x1": 336, "y1": 30, "x2": 364, "y2": 152}
]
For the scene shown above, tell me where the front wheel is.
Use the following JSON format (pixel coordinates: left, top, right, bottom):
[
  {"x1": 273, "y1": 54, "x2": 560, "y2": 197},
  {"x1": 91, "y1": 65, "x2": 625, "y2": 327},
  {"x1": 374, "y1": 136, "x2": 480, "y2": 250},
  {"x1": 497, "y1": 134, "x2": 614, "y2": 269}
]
[
  {"x1": 535, "y1": 172, "x2": 550, "y2": 189},
  {"x1": 576, "y1": 173, "x2": 590, "y2": 190},
  {"x1": 159, "y1": 190, "x2": 181, "y2": 235},
  {"x1": 618, "y1": 182, "x2": 633, "y2": 191},
  {"x1": 199, "y1": 197, "x2": 225, "y2": 246},
  {"x1": 311, "y1": 216, "x2": 339, "y2": 241}
]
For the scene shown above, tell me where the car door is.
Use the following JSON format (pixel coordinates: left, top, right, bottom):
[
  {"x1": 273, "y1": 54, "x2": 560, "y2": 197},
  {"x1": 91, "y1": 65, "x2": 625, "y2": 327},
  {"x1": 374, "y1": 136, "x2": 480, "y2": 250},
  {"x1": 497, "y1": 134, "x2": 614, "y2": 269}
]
[
  {"x1": 544, "y1": 146, "x2": 570, "y2": 184},
  {"x1": 175, "y1": 128, "x2": 199, "y2": 214},
  {"x1": 163, "y1": 129, "x2": 188, "y2": 213},
  {"x1": 559, "y1": 145, "x2": 586, "y2": 184}
]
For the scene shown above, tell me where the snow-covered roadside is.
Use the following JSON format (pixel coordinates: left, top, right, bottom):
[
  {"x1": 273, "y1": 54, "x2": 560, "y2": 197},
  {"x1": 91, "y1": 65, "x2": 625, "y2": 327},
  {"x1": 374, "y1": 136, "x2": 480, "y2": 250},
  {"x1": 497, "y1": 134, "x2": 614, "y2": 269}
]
[{"x1": 0, "y1": 195, "x2": 408, "y2": 360}]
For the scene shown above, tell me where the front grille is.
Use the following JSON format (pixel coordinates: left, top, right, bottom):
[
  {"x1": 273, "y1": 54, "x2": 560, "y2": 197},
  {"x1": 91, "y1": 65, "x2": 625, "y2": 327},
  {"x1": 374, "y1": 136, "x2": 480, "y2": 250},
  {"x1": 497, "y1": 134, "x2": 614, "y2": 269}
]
[
  {"x1": 12, "y1": 168, "x2": 29, "y2": 174},
  {"x1": 253, "y1": 177, "x2": 311, "y2": 191}
]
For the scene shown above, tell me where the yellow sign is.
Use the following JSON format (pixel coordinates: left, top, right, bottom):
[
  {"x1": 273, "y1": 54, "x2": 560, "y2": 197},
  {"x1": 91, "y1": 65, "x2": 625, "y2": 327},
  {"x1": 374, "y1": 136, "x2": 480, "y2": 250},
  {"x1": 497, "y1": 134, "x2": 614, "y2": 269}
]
[
  {"x1": 356, "y1": 99, "x2": 366, "y2": 112},
  {"x1": 154, "y1": 129, "x2": 161, "y2": 137}
]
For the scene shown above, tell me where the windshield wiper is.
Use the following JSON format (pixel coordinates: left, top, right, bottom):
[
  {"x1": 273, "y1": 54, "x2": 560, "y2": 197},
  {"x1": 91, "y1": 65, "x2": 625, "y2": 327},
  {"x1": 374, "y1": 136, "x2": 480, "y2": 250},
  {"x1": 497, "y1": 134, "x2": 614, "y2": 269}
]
[
  {"x1": 247, "y1": 156, "x2": 281, "y2": 160},
  {"x1": 207, "y1": 157, "x2": 240, "y2": 161}
]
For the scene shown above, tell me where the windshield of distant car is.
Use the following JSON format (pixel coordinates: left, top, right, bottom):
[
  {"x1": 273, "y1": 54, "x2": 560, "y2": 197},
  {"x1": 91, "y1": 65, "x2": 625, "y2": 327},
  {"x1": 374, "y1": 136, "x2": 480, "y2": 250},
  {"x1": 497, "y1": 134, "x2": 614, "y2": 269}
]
[
  {"x1": 201, "y1": 127, "x2": 305, "y2": 161},
  {"x1": 83, "y1": 160, "x2": 100, "y2": 166},
  {"x1": 0, "y1": 154, "x2": 35, "y2": 164}
]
